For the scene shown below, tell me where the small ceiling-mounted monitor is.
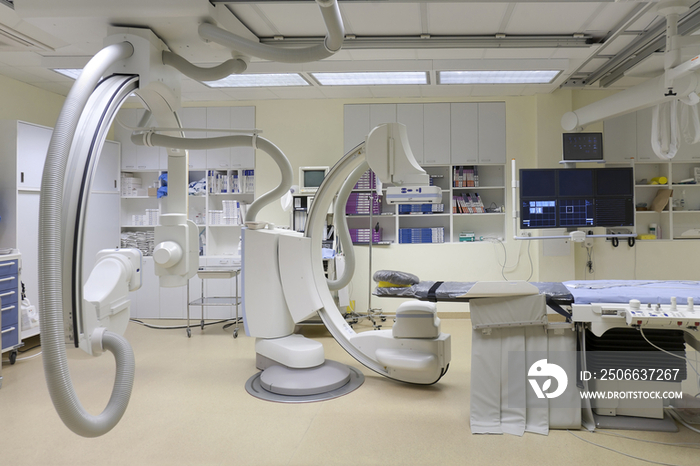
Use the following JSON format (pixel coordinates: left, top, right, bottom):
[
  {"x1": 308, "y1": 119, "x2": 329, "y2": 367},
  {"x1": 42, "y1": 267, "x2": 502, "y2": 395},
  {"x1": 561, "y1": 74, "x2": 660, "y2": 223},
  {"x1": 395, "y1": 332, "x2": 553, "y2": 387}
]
[
  {"x1": 562, "y1": 132, "x2": 603, "y2": 161},
  {"x1": 299, "y1": 166, "x2": 329, "y2": 193}
]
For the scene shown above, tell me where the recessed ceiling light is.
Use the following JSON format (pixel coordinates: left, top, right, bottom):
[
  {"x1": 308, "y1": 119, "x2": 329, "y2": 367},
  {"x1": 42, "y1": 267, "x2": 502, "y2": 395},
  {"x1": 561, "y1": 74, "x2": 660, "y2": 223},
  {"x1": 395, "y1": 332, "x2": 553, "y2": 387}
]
[
  {"x1": 438, "y1": 70, "x2": 560, "y2": 84},
  {"x1": 310, "y1": 71, "x2": 428, "y2": 86},
  {"x1": 203, "y1": 73, "x2": 310, "y2": 88},
  {"x1": 53, "y1": 68, "x2": 82, "y2": 80}
]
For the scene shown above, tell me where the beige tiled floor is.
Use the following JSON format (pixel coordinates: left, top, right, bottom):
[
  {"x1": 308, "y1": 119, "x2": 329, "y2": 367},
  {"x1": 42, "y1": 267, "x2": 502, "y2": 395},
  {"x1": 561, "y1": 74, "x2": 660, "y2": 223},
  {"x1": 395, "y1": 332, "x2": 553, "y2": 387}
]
[{"x1": 1, "y1": 319, "x2": 699, "y2": 466}]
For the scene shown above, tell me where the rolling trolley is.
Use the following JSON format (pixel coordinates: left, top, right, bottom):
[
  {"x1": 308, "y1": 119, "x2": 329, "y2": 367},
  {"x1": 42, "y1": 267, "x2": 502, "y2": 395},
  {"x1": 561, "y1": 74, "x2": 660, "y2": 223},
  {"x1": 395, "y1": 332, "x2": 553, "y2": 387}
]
[{"x1": 186, "y1": 267, "x2": 241, "y2": 338}]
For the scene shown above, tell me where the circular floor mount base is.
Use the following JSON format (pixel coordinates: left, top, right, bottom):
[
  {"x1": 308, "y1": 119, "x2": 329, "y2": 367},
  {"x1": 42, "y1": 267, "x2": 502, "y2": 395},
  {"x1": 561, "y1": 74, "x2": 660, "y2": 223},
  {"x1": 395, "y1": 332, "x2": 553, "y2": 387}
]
[{"x1": 245, "y1": 360, "x2": 364, "y2": 403}]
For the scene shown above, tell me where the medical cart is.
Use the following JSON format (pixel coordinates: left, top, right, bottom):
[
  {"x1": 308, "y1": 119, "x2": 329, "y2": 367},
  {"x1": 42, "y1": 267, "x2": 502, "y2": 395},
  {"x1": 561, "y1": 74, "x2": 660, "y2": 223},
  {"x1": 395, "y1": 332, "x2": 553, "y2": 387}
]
[
  {"x1": 186, "y1": 267, "x2": 241, "y2": 338},
  {"x1": 1, "y1": 251, "x2": 22, "y2": 388}
]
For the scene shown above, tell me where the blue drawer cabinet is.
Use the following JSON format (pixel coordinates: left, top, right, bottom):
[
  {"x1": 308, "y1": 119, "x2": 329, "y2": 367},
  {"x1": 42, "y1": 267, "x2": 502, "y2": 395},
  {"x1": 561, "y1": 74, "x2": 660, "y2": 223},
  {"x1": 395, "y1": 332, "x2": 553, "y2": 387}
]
[{"x1": 0, "y1": 253, "x2": 21, "y2": 354}]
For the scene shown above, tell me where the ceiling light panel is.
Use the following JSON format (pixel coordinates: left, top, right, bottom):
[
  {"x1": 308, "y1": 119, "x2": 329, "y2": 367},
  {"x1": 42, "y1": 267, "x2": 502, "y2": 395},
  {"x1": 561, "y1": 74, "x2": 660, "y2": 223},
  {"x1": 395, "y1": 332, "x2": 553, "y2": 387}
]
[
  {"x1": 438, "y1": 70, "x2": 560, "y2": 84},
  {"x1": 203, "y1": 73, "x2": 310, "y2": 88},
  {"x1": 53, "y1": 68, "x2": 82, "y2": 79},
  {"x1": 311, "y1": 71, "x2": 428, "y2": 86}
]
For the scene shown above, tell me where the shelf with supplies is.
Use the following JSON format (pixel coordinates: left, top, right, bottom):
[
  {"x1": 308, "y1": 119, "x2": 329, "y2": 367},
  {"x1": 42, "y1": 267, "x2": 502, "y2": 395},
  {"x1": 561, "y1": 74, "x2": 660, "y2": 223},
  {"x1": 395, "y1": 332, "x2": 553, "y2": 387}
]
[
  {"x1": 334, "y1": 163, "x2": 506, "y2": 244},
  {"x1": 623, "y1": 160, "x2": 700, "y2": 240},
  {"x1": 119, "y1": 166, "x2": 255, "y2": 258}
]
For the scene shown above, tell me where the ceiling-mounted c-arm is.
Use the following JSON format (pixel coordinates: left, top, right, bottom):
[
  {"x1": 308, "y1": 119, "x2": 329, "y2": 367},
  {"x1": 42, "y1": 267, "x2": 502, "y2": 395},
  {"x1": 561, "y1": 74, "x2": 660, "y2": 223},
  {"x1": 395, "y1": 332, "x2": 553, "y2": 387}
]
[{"x1": 38, "y1": 0, "x2": 347, "y2": 437}]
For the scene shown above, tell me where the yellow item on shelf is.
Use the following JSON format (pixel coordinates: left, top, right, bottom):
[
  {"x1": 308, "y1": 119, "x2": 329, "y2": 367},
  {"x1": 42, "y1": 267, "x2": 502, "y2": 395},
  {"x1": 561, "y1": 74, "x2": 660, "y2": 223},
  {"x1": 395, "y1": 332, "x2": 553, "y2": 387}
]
[
  {"x1": 650, "y1": 176, "x2": 668, "y2": 185},
  {"x1": 637, "y1": 234, "x2": 657, "y2": 240},
  {"x1": 377, "y1": 281, "x2": 410, "y2": 288}
]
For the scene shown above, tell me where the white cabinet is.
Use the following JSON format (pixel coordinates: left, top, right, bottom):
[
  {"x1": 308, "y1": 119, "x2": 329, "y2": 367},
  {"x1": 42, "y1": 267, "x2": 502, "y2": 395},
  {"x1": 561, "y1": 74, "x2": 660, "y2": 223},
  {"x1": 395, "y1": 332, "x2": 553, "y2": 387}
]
[
  {"x1": 397, "y1": 103, "x2": 424, "y2": 163},
  {"x1": 343, "y1": 104, "x2": 370, "y2": 154},
  {"x1": 230, "y1": 106, "x2": 256, "y2": 168},
  {"x1": 604, "y1": 112, "x2": 636, "y2": 162},
  {"x1": 16, "y1": 122, "x2": 51, "y2": 189},
  {"x1": 477, "y1": 102, "x2": 506, "y2": 164},
  {"x1": 423, "y1": 103, "x2": 451, "y2": 165},
  {"x1": 117, "y1": 106, "x2": 255, "y2": 170},
  {"x1": 369, "y1": 103, "x2": 396, "y2": 128},
  {"x1": 0, "y1": 121, "x2": 119, "y2": 338},
  {"x1": 180, "y1": 107, "x2": 207, "y2": 169},
  {"x1": 117, "y1": 108, "x2": 162, "y2": 170},
  {"x1": 450, "y1": 103, "x2": 479, "y2": 165},
  {"x1": 206, "y1": 107, "x2": 232, "y2": 169},
  {"x1": 93, "y1": 141, "x2": 121, "y2": 192},
  {"x1": 344, "y1": 102, "x2": 505, "y2": 166}
]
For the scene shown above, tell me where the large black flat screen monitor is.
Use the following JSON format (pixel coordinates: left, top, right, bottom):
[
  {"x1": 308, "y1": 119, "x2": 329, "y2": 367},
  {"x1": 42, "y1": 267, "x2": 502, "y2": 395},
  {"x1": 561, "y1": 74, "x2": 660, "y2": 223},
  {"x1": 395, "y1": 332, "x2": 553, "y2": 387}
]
[
  {"x1": 562, "y1": 133, "x2": 603, "y2": 161},
  {"x1": 520, "y1": 167, "x2": 633, "y2": 229}
]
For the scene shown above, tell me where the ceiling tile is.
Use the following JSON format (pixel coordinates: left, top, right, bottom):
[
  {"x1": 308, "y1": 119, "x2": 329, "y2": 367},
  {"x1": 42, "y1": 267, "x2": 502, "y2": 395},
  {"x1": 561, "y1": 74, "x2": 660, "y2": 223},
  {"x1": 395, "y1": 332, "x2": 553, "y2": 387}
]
[
  {"x1": 347, "y1": 49, "x2": 418, "y2": 61},
  {"x1": 505, "y1": 3, "x2": 605, "y2": 35},
  {"x1": 577, "y1": 57, "x2": 611, "y2": 73},
  {"x1": 0, "y1": 51, "x2": 42, "y2": 67},
  {"x1": 369, "y1": 85, "x2": 423, "y2": 99},
  {"x1": 339, "y1": 3, "x2": 422, "y2": 36},
  {"x1": 425, "y1": 3, "x2": 508, "y2": 35},
  {"x1": 318, "y1": 86, "x2": 374, "y2": 99},
  {"x1": 580, "y1": 3, "x2": 642, "y2": 37},
  {"x1": 415, "y1": 49, "x2": 486, "y2": 60},
  {"x1": 419, "y1": 85, "x2": 472, "y2": 98},
  {"x1": 255, "y1": 3, "x2": 329, "y2": 37},
  {"x1": 482, "y1": 48, "x2": 557, "y2": 60},
  {"x1": 598, "y1": 35, "x2": 638, "y2": 56},
  {"x1": 269, "y1": 87, "x2": 326, "y2": 100},
  {"x1": 219, "y1": 88, "x2": 278, "y2": 101},
  {"x1": 226, "y1": 4, "x2": 276, "y2": 38},
  {"x1": 627, "y1": 11, "x2": 663, "y2": 32},
  {"x1": 181, "y1": 89, "x2": 233, "y2": 102}
]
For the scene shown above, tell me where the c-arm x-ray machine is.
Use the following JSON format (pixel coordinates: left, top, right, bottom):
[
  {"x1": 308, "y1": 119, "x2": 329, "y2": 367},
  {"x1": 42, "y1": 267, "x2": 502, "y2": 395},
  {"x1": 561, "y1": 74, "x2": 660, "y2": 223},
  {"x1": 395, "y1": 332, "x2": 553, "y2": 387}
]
[{"x1": 36, "y1": 0, "x2": 450, "y2": 437}]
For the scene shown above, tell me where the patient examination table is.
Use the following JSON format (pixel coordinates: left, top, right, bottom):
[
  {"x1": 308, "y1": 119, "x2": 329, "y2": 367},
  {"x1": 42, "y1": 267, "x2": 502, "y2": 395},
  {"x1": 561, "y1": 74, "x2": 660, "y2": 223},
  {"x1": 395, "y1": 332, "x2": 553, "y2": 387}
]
[{"x1": 374, "y1": 278, "x2": 700, "y2": 435}]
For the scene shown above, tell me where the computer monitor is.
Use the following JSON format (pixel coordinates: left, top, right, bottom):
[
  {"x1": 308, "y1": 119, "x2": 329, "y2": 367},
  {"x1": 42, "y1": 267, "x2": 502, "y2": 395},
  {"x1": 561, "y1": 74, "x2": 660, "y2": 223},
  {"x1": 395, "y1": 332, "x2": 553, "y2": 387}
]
[
  {"x1": 562, "y1": 132, "x2": 603, "y2": 161},
  {"x1": 519, "y1": 167, "x2": 633, "y2": 229},
  {"x1": 299, "y1": 166, "x2": 329, "y2": 193}
]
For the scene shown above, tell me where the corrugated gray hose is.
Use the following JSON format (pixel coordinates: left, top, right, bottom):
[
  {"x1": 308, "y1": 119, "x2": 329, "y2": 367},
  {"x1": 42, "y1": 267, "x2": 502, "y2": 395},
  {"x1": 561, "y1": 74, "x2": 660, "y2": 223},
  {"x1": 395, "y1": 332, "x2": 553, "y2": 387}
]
[{"x1": 38, "y1": 41, "x2": 136, "y2": 437}]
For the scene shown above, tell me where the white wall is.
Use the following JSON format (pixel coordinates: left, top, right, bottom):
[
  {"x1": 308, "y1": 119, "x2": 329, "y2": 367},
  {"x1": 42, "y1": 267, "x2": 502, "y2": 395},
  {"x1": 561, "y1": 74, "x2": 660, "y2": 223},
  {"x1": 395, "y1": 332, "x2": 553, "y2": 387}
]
[
  {"x1": 0, "y1": 75, "x2": 65, "y2": 127},
  {"x1": 4, "y1": 71, "x2": 696, "y2": 316}
]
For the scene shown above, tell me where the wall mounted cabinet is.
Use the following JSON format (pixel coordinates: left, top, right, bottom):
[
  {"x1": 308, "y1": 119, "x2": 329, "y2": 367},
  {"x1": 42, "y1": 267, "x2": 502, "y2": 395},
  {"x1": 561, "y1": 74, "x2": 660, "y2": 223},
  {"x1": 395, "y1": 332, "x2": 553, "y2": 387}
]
[{"x1": 0, "y1": 121, "x2": 119, "y2": 340}]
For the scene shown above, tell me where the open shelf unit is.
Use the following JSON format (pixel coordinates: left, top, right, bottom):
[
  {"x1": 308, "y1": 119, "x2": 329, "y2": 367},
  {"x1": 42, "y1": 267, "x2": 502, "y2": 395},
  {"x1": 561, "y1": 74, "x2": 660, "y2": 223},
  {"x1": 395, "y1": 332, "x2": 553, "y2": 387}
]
[{"x1": 342, "y1": 164, "x2": 506, "y2": 244}]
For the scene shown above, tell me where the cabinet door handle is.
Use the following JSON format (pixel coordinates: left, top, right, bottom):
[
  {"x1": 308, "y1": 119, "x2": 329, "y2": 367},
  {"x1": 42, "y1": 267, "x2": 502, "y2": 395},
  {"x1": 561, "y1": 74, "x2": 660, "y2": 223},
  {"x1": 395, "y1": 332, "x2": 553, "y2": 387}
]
[
  {"x1": 0, "y1": 276, "x2": 16, "y2": 283},
  {"x1": 21, "y1": 172, "x2": 24, "y2": 183},
  {"x1": 1, "y1": 326, "x2": 16, "y2": 334},
  {"x1": 0, "y1": 262, "x2": 16, "y2": 267},
  {"x1": 0, "y1": 291, "x2": 15, "y2": 298}
]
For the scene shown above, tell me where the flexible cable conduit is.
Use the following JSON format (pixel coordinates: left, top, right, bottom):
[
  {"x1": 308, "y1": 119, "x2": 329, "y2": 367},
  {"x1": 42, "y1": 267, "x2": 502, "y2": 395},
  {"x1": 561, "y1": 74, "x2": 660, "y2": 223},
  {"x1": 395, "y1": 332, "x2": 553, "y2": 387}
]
[
  {"x1": 162, "y1": 51, "x2": 247, "y2": 82},
  {"x1": 38, "y1": 41, "x2": 136, "y2": 437},
  {"x1": 198, "y1": 0, "x2": 343, "y2": 63},
  {"x1": 131, "y1": 133, "x2": 292, "y2": 223}
]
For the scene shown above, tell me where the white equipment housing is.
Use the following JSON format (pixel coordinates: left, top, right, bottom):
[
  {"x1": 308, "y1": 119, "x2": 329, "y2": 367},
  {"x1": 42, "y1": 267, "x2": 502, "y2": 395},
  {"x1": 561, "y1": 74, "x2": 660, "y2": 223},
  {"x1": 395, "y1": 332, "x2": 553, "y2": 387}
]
[
  {"x1": 241, "y1": 122, "x2": 451, "y2": 392},
  {"x1": 572, "y1": 298, "x2": 700, "y2": 421},
  {"x1": 81, "y1": 249, "x2": 142, "y2": 356}
]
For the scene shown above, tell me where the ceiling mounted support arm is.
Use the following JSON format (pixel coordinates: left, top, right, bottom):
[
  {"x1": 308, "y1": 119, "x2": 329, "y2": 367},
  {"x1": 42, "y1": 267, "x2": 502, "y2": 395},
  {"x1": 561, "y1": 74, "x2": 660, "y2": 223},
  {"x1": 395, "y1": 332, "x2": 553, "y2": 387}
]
[{"x1": 199, "y1": 0, "x2": 344, "y2": 63}]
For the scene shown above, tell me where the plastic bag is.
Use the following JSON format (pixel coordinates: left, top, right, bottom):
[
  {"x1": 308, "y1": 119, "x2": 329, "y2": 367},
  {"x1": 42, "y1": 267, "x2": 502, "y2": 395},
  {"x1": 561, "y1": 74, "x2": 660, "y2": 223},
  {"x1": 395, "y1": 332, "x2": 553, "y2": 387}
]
[
  {"x1": 372, "y1": 270, "x2": 420, "y2": 286},
  {"x1": 21, "y1": 297, "x2": 39, "y2": 329}
]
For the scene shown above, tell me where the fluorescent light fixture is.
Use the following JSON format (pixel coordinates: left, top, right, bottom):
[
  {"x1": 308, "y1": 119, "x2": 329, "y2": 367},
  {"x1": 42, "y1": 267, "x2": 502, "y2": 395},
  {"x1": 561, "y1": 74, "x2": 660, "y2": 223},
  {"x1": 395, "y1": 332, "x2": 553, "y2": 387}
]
[
  {"x1": 53, "y1": 68, "x2": 82, "y2": 80},
  {"x1": 311, "y1": 71, "x2": 428, "y2": 86},
  {"x1": 203, "y1": 73, "x2": 309, "y2": 88},
  {"x1": 438, "y1": 70, "x2": 560, "y2": 84}
]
